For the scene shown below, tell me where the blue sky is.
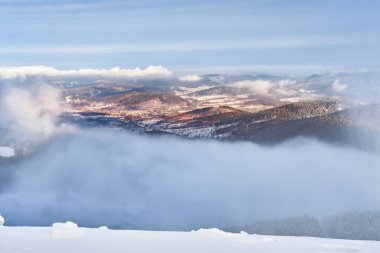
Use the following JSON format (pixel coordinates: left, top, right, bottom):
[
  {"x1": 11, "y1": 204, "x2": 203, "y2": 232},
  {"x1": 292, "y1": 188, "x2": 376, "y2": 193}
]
[{"x1": 0, "y1": 0, "x2": 379, "y2": 69}]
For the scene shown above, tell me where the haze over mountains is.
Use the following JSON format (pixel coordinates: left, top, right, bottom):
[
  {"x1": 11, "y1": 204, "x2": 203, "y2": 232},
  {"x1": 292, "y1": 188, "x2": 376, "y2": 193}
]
[
  {"x1": 1, "y1": 66, "x2": 380, "y2": 240},
  {"x1": 1, "y1": 65, "x2": 380, "y2": 155},
  {"x1": 48, "y1": 67, "x2": 380, "y2": 151},
  {"x1": 1, "y1": 1, "x2": 380, "y2": 251}
]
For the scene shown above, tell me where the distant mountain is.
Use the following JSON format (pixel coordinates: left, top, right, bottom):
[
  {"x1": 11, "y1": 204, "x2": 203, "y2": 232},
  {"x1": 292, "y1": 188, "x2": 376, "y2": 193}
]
[
  {"x1": 105, "y1": 91, "x2": 193, "y2": 109},
  {"x1": 60, "y1": 80, "x2": 380, "y2": 150}
]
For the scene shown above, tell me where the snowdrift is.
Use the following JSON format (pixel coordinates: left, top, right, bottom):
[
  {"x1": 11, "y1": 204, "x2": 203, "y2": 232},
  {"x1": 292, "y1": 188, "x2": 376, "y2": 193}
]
[{"x1": 1, "y1": 224, "x2": 380, "y2": 253}]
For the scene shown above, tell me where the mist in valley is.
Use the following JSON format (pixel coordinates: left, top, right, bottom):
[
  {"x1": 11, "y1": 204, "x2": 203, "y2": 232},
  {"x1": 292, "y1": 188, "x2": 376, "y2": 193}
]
[{"x1": 1, "y1": 72, "x2": 380, "y2": 240}]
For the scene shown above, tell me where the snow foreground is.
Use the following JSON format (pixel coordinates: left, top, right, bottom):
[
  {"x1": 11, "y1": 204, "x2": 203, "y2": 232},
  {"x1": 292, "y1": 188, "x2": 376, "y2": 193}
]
[{"x1": 1, "y1": 224, "x2": 380, "y2": 253}]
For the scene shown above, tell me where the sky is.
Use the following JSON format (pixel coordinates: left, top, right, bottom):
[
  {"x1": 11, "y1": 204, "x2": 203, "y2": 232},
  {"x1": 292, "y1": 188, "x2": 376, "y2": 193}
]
[{"x1": 0, "y1": 0, "x2": 379, "y2": 69}]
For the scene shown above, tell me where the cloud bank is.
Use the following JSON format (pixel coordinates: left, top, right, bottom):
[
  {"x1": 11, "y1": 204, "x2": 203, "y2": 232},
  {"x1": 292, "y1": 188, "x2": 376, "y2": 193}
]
[
  {"x1": 1, "y1": 130, "x2": 379, "y2": 231},
  {"x1": 0, "y1": 65, "x2": 172, "y2": 80},
  {"x1": 178, "y1": 75, "x2": 203, "y2": 82}
]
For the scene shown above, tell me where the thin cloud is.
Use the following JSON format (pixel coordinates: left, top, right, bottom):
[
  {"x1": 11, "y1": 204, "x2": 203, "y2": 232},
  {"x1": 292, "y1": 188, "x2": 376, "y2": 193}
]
[
  {"x1": 0, "y1": 65, "x2": 172, "y2": 79},
  {"x1": 331, "y1": 80, "x2": 348, "y2": 92},
  {"x1": 178, "y1": 75, "x2": 203, "y2": 82},
  {"x1": 0, "y1": 36, "x2": 357, "y2": 55},
  {"x1": 230, "y1": 79, "x2": 299, "y2": 98}
]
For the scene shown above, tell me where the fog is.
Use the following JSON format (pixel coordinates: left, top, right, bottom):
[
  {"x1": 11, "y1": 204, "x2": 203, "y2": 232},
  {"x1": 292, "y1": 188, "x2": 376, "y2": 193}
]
[
  {"x1": 0, "y1": 74, "x2": 380, "y2": 234},
  {"x1": 0, "y1": 81, "x2": 70, "y2": 152},
  {"x1": 1, "y1": 130, "x2": 379, "y2": 230}
]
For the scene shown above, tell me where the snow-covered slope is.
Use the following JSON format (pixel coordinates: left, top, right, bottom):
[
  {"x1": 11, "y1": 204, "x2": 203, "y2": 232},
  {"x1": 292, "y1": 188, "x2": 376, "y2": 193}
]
[{"x1": 1, "y1": 224, "x2": 379, "y2": 253}]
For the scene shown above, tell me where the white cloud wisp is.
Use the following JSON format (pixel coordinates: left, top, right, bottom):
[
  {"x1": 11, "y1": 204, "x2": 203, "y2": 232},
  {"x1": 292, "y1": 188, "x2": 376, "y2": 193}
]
[{"x1": 0, "y1": 65, "x2": 172, "y2": 80}]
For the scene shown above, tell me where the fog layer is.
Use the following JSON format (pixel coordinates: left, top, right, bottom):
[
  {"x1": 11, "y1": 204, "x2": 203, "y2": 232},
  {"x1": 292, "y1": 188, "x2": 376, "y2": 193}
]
[
  {"x1": 1, "y1": 130, "x2": 379, "y2": 230},
  {"x1": 0, "y1": 75, "x2": 380, "y2": 232}
]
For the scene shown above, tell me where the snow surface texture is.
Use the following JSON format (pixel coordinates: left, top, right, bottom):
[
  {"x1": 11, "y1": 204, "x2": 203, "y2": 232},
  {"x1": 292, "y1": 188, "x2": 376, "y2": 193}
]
[{"x1": 0, "y1": 225, "x2": 379, "y2": 253}]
